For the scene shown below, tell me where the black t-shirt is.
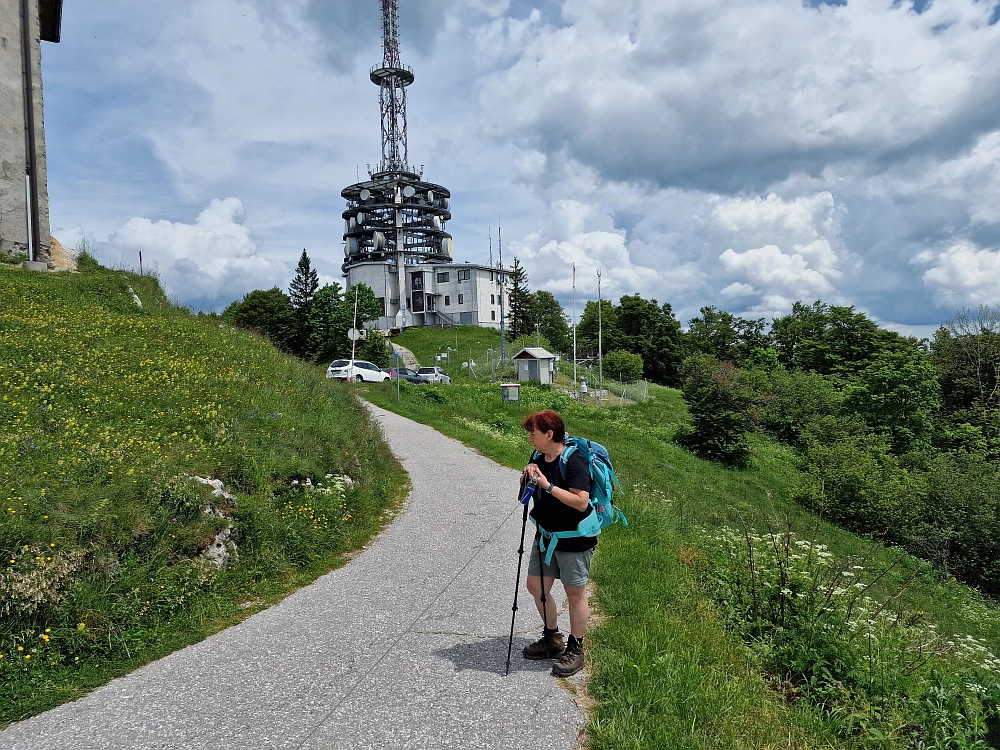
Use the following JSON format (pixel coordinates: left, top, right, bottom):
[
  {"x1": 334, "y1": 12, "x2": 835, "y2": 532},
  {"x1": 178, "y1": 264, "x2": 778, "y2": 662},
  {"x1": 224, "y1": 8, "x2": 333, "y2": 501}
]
[{"x1": 529, "y1": 448, "x2": 596, "y2": 553}]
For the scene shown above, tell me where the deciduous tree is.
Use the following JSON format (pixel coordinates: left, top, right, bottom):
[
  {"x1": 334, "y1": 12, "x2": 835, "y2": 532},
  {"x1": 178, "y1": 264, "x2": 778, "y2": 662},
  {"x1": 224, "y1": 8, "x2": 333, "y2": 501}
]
[{"x1": 222, "y1": 288, "x2": 297, "y2": 353}]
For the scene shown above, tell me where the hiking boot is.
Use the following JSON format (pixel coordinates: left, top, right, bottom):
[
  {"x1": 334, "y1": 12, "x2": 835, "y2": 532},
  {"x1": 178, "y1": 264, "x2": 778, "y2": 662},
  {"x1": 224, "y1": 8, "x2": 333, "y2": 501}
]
[
  {"x1": 522, "y1": 628, "x2": 565, "y2": 660},
  {"x1": 551, "y1": 635, "x2": 585, "y2": 678}
]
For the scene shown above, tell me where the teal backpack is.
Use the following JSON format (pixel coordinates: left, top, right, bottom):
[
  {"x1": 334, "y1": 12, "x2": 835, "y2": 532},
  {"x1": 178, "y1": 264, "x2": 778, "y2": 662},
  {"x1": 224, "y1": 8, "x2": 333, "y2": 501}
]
[{"x1": 530, "y1": 436, "x2": 628, "y2": 564}]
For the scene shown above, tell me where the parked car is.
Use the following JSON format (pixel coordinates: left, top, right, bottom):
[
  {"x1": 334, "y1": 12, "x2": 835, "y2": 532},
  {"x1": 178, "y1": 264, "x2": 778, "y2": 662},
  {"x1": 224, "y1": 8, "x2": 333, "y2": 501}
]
[
  {"x1": 387, "y1": 367, "x2": 424, "y2": 383},
  {"x1": 326, "y1": 359, "x2": 391, "y2": 382},
  {"x1": 417, "y1": 366, "x2": 452, "y2": 385}
]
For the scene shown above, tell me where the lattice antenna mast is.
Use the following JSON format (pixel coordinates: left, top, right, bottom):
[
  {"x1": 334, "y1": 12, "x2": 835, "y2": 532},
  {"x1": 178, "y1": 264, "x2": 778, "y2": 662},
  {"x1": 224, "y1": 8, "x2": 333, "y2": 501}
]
[{"x1": 371, "y1": 0, "x2": 414, "y2": 173}]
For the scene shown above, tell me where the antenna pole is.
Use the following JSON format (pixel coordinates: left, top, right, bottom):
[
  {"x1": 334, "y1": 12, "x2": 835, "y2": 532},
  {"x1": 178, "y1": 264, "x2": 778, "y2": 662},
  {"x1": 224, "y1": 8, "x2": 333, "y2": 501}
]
[
  {"x1": 572, "y1": 263, "x2": 577, "y2": 388},
  {"x1": 373, "y1": 0, "x2": 413, "y2": 173},
  {"x1": 499, "y1": 220, "x2": 507, "y2": 366},
  {"x1": 597, "y1": 268, "x2": 603, "y2": 398}
]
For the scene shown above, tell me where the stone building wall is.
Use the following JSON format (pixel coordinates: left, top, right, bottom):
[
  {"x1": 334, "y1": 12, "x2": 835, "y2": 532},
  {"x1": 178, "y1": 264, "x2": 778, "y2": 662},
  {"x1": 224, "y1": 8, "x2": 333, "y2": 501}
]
[{"x1": 0, "y1": 0, "x2": 51, "y2": 262}]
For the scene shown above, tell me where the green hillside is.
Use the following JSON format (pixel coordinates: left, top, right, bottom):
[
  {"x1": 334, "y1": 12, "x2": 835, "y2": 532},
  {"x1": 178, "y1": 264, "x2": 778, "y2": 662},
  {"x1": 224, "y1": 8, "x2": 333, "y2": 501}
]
[
  {"x1": 0, "y1": 263, "x2": 407, "y2": 724},
  {"x1": 367, "y1": 326, "x2": 1000, "y2": 750}
]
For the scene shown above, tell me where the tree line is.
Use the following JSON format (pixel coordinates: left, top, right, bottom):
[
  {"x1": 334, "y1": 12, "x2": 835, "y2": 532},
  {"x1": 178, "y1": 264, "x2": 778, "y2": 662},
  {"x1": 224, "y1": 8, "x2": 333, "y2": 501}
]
[
  {"x1": 674, "y1": 301, "x2": 1000, "y2": 597},
  {"x1": 219, "y1": 251, "x2": 391, "y2": 367}
]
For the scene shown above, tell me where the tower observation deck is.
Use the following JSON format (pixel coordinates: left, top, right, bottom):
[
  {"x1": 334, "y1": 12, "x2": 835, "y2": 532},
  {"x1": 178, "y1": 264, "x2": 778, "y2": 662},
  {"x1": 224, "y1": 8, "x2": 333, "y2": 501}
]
[
  {"x1": 341, "y1": 0, "x2": 452, "y2": 264},
  {"x1": 341, "y1": 0, "x2": 454, "y2": 328}
]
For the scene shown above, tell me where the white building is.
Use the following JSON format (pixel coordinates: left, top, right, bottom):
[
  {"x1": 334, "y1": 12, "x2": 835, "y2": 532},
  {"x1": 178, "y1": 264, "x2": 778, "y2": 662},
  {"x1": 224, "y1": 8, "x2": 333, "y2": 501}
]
[{"x1": 346, "y1": 260, "x2": 510, "y2": 331}]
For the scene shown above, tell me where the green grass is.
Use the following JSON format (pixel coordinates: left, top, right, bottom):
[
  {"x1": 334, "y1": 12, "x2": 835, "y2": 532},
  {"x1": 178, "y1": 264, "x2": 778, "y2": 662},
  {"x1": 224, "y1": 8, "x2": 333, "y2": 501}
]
[
  {"x1": 363, "y1": 326, "x2": 1000, "y2": 749},
  {"x1": 0, "y1": 265, "x2": 408, "y2": 725}
]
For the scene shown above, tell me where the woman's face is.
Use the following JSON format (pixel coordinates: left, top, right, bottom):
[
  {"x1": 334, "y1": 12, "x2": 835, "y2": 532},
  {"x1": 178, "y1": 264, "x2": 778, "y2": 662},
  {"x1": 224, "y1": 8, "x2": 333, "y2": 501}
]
[{"x1": 528, "y1": 427, "x2": 556, "y2": 453}]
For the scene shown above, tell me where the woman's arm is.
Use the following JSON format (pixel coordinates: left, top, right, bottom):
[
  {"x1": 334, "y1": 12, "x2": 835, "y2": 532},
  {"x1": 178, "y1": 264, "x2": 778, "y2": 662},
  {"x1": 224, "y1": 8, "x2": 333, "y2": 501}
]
[{"x1": 539, "y1": 481, "x2": 590, "y2": 512}]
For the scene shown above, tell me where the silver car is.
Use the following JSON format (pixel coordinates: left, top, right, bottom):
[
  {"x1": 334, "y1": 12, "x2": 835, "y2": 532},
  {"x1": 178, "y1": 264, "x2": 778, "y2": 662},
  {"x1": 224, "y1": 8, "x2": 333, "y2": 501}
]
[
  {"x1": 326, "y1": 359, "x2": 391, "y2": 383},
  {"x1": 416, "y1": 366, "x2": 452, "y2": 385}
]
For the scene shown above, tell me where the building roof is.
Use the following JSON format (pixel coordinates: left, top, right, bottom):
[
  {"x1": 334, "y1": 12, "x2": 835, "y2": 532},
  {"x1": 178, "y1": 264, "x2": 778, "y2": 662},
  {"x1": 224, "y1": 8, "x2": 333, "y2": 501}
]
[{"x1": 513, "y1": 347, "x2": 556, "y2": 360}]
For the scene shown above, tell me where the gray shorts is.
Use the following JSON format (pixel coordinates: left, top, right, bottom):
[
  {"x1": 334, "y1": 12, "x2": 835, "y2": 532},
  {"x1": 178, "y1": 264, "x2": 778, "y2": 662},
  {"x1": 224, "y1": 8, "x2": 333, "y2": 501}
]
[{"x1": 527, "y1": 541, "x2": 594, "y2": 587}]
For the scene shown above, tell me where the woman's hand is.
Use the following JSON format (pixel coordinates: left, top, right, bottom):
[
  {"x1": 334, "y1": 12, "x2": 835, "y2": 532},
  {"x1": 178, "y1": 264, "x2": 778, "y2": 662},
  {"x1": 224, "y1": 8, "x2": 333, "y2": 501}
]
[{"x1": 523, "y1": 463, "x2": 551, "y2": 490}]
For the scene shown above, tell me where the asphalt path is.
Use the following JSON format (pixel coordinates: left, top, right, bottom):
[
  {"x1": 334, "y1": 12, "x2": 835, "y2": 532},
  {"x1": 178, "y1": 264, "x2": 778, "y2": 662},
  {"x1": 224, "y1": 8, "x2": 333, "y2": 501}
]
[{"x1": 1, "y1": 403, "x2": 586, "y2": 750}]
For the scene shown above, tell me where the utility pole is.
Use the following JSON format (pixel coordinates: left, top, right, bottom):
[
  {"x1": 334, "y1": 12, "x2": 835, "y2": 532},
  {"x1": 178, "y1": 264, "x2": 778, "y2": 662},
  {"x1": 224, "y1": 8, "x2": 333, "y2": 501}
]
[
  {"x1": 349, "y1": 287, "x2": 360, "y2": 372},
  {"x1": 597, "y1": 267, "x2": 603, "y2": 396}
]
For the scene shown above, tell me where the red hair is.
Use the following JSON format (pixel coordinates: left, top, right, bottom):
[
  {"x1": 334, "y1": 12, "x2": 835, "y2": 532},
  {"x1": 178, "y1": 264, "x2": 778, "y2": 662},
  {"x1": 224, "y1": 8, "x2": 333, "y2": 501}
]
[{"x1": 522, "y1": 410, "x2": 566, "y2": 443}]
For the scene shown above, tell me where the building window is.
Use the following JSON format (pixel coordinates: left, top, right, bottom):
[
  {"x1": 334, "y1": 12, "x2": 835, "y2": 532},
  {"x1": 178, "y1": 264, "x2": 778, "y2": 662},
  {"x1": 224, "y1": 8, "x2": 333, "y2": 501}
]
[
  {"x1": 458, "y1": 294, "x2": 464, "y2": 304},
  {"x1": 458, "y1": 269, "x2": 470, "y2": 281},
  {"x1": 444, "y1": 295, "x2": 450, "y2": 306},
  {"x1": 490, "y1": 271, "x2": 494, "y2": 282},
  {"x1": 412, "y1": 293, "x2": 425, "y2": 312},
  {"x1": 437, "y1": 272, "x2": 450, "y2": 283},
  {"x1": 491, "y1": 294, "x2": 495, "y2": 305},
  {"x1": 377, "y1": 297, "x2": 386, "y2": 316},
  {"x1": 411, "y1": 272, "x2": 423, "y2": 291},
  {"x1": 491, "y1": 310, "x2": 496, "y2": 321}
]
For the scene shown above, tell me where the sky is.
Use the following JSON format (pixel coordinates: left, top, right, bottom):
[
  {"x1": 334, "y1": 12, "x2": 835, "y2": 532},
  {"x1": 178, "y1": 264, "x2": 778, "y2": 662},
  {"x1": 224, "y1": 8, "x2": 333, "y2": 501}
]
[{"x1": 41, "y1": 0, "x2": 1000, "y2": 335}]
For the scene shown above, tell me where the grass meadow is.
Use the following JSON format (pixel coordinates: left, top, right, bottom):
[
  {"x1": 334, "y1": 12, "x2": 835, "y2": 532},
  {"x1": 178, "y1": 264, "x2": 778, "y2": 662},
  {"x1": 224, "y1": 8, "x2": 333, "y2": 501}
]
[
  {"x1": 364, "y1": 326, "x2": 1000, "y2": 749},
  {"x1": 0, "y1": 264, "x2": 408, "y2": 725}
]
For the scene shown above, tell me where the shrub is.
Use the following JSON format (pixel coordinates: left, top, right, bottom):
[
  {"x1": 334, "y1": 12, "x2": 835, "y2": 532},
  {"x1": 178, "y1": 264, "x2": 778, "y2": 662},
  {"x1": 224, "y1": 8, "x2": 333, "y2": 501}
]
[
  {"x1": 909, "y1": 453, "x2": 1000, "y2": 595},
  {"x1": 675, "y1": 353, "x2": 751, "y2": 467},
  {"x1": 793, "y1": 416, "x2": 919, "y2": 536},
  {"x1": 603, "y1": 350, "x2": 643, "y2": 383},
  {"x1": 760, "y1": 369, "x2": 842, "y2": 444}
]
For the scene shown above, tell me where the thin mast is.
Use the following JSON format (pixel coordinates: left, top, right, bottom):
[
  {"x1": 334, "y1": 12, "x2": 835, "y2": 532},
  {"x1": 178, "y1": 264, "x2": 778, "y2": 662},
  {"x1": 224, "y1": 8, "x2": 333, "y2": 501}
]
[
  {"x1": 499, "y1": 220, "x2": 506, "y2": 366},
  {"x1": 572, "y1": 263, "x2": 577, "y2": 388},
  {"x1": 598, "y1": 267, "x2": 603, "y2": 395}
]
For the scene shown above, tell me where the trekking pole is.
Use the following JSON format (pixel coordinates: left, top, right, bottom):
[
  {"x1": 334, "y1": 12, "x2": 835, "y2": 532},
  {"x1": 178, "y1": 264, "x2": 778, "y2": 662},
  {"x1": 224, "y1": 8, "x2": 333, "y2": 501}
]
[{"x1": 506, "y1": 477, "x2": 537, "y2": 676}]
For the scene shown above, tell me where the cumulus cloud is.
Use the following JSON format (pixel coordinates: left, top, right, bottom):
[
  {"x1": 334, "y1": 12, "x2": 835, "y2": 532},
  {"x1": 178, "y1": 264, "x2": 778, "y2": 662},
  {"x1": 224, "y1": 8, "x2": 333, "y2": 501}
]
[
  {"x1": 101, "y1": 198, "x2": 289, "y2": 311},
  {"x1": 481, "y1": 0, "x2": 1000, "y2": 192},
  {"x1": 710, "y1": 192, "x2": 849, "y2": 314},
  {"x1": 919, "y1": 241, "x2": 1000, "y2": 307}
]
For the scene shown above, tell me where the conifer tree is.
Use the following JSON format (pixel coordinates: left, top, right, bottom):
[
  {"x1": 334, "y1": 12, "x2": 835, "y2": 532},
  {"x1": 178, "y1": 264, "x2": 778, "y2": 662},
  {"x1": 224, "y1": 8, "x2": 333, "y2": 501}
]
[
  {"x1": 506, "y1": 257, "x2": 533, "y2": 340},
  {"x1": 289, "y1": 249, "x2": 319, "y2": 355}
]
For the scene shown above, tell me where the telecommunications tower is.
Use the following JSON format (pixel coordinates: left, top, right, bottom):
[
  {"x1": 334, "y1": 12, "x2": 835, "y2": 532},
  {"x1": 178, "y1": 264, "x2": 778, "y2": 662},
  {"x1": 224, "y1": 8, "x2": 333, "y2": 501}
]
[{"x1": 341, "y1": 0, "x2": 454, "y2": 329}]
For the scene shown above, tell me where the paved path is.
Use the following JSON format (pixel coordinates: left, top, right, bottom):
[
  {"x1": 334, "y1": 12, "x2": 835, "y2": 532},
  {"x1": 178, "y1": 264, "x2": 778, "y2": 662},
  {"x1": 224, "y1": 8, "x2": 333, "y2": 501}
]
[
  {"x1": 1, "y1": 404, "x2": 586, "y2": 750},
  {"x1": 388, "y1": 342, "x2": 420, "y2": 369}
]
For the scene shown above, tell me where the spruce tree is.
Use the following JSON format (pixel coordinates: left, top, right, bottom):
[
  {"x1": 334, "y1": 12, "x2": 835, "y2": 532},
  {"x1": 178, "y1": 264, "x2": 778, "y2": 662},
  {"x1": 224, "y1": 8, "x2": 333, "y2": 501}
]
[
  {"x1": 289, "y1": 249, "x2": 319, "y2": 356},
  {"x1": 506, "y1": 257, "x2": 533, "y2": 340}
]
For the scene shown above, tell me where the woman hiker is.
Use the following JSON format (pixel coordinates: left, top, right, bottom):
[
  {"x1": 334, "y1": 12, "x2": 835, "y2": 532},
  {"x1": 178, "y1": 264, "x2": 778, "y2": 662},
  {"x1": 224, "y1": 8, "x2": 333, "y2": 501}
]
[{"x1": 520, "y1": 409, "x2": 593, "y2": 678}]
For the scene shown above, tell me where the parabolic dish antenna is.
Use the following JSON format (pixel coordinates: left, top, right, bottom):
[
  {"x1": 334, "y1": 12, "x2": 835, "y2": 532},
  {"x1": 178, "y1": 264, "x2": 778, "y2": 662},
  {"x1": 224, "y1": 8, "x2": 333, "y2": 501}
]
[
  {"x1": 357, "y1": 212, "x2": 366, "y2": 223},
  {"x1": 402, "y1": 185, "x2": 416, "y2": 198},
  {"x1": 427, "y1": 191, "x2": 435, "y2": 202},
  {"x1": 373, "y1": 231, "x2": 385, "y2": 251},
  {"x1": 359, "y1": 189, "x2": 371, "y2": 201}
]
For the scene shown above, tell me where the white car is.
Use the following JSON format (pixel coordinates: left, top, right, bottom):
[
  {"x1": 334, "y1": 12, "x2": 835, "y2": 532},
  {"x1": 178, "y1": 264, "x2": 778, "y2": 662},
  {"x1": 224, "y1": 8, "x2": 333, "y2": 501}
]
[
  {"x1": 326, "y1": 359, "x2": 391, "y2": 382},
  {"x1": 416, "y1": 366, "x2": 452, "y2": 385}
]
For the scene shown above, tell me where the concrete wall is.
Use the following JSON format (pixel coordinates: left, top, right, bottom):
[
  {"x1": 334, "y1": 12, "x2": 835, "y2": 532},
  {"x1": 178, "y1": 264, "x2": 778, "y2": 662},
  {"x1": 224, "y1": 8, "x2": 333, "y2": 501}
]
[{"x1": 0, "y1": 0, "x2": 51, "y2": 262}]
